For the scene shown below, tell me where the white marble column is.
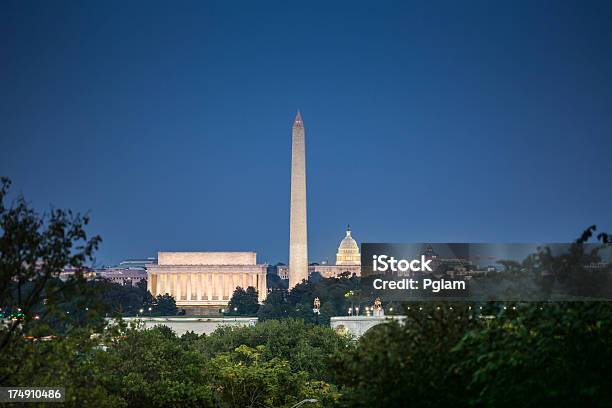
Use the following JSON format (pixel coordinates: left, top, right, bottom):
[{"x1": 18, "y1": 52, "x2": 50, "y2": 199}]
[
  {"x1": 207, "y1": 273, "x2": 213, "y2": 300},
  {"x1": 256, "y1": 273, "x2": 262, "y2": 297},
  {"x1": 217, "y1": 273, "x2": 224, "y2": 300},
  {"x1": 164, "y1": 273, "x2": 170, "y2": 295},
  {"x1": 225, "y1": 274, "x2": 231, "y2": 299},
  {"x1": 173, "y1": 274, "x2": 179, "y2": 300},
  {"x1": 232, "y1": 273, "x2": 239, "y2": 292},
  {"x1": 260, "y1": 273, "x2": 267, "y2": 301},
  {"x1": 196, "y1": 273, "x2": 202, "y2": 301},
  {"x1": 186, "y1": 273, "x2": 192, "y2": 301}
]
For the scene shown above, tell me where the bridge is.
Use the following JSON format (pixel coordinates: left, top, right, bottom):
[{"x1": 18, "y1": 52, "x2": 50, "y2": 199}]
[
  {"x1": 330, "y1": 315, "x2": 406, "y2": 337},
  {"x1": 115, "y1": 315, "x2": 403, "y2": 338},
  {"x1": 119, "y1": 316, "x2": 258, "y2": 336}
]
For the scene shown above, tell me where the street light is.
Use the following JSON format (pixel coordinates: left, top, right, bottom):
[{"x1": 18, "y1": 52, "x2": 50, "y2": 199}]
[{"x1": 290, "y1": 399, "x2": 318, "y2": 408}]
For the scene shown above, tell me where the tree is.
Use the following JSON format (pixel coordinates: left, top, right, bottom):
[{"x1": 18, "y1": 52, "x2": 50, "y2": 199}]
[
  {"x1": 332, "y1": 302, "x2": 476, "y2": 407},
  {"x1": 266, "y1": 273, "x2": 287, "y2": 290},
  {"x1": 452, "y1": 302, "x2": 612, "y2": 407},
  {"x1": 257, "y1": 274, "x2": 375, "y2": 325},
  {"x1": 99, "y1": 325, "x2": 213, "y2": 407},
  {"x1": 332, "y1": 300, "x2": 612, "y2": 407},
  {"x1": 226, "y1": 286, "x2": 259, "y2": 316},
  {"x1": 195, "y1": 318, "x2": 351, "y2": 382},
  {"x1": 209, "y1": 345, "x2": 339, "y2": 408},
  {"x1": 318, "y1": 302, "x2": 335, "y2": 325},
  {"x1": 257, "y1": 289, "x2": 289, "y2": 321},
  {"x1": 0, "y1": 327, "x2": 123, "y2": 407},
  {"x1": 0, "y1": 177, "x2": 101, "y2": 355},
  {"x1": 91, "y1": 279, "x2": 148, "y2": 317},
  {"x1": 151, "y1": 294, "x2": 177, "y2": 316}
]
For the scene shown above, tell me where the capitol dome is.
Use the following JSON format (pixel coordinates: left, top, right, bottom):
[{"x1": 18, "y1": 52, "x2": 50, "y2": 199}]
[{"x1": 336, "y1": 225, "x2": 361, "y2": 266}]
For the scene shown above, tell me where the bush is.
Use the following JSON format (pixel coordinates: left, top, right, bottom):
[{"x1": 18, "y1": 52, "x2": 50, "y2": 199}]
[{"x1": 196, "y1": 318, "x2": 353, "y2": 382}]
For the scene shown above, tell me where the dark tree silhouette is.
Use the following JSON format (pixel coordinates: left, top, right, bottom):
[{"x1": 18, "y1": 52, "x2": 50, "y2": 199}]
[
  {"x1": 0, "y1": 177, "x2": 101, "y2": 355},
  {"x1": 226, "y1": 286, "x2": 259, "y2": 316}
]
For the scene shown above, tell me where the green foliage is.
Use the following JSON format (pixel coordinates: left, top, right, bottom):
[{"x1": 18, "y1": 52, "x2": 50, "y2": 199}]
[
  {"x1": 266, "y1": 272, "x2": 288, "y2": 290},
  {"x1": 88, "y1": 279, "x2": 177, "y2": 317},
  {"x1": 209, "y1": 344, "x2": 340, "y2": 407},
  {"x1": 150, "y1": 293, "x2": 178, "y2": 316},
  {"x1": 0, "y1": 328, "x2": 124, "y2": 407},
  {"x1": 0, "y1": 176, "x2": 101, "y2": 365},
  {"x1": 257, "y1": 289, "x2": 289, "y2": 320},
  {"x1": 196, "y1": 319, "x2": 352, "y2": 382},
  {"x1": 258, "y1": 274, "x2": 366, "y2": 325},
  {"x1": 90, "y1": 279, "x2": 149, "y2": 317},
  {"x1": 99, "y1": 326, "x2": 213, "y2": 407},
  {"x1": 333, "y1": 302, "x2": 476, "y2": 407},
  {"x1": 4, "y1": 300, "x2": 612, "y2": 407},
  {"x1": 2, "y1": 320, "x2": 344, "y2": 407},
  {"x1": 452, "y1": 302, "x2": 612, "y2": 407},
  {"x1": 334, "y1": 301, "x2": 612, "y2": 408},
  {"x1": 226, "y1": 286, "x2": 259, "y2": 316}
]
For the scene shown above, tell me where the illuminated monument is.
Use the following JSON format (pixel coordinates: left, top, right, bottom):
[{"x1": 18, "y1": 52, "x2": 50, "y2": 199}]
[
  {"x1": 336, "y1": 225, "x2": 361, "y2": 266},
  {"x1": 310, "y1": 226, "x2": 361, "y2": 278},
  {"x1": 147, "y1": 252, "x2": 267, "y2": 314},
  {"x1": 289, "y1": 111, "x2": 308, "y2": 289}
]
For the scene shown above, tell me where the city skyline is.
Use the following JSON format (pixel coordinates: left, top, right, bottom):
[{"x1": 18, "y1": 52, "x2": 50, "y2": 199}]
[{"x1": 2, "y1": 1, "x2": 611, "y2": 266}]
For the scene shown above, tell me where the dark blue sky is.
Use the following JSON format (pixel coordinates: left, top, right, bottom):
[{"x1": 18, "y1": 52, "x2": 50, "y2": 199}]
[{"x1": 1, "y1": 0, "x2": 611, "y2": 266}]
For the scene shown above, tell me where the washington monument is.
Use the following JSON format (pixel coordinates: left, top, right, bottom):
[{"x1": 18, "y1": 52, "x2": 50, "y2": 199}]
[{"x1": 289, "y1": 110, "x2": 308, "y2": 289}]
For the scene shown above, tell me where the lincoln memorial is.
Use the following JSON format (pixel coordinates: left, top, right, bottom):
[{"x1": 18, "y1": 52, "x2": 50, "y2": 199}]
[{"x1": 146, "y1": 252, "x2": 267, "y2": 314}]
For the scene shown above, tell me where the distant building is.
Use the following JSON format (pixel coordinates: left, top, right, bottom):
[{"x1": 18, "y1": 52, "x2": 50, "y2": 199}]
[
  {"x1": 117, "y1": 257, "x2": 157, "y2": 269},
  {"x1": 278, "y1": 265, "x2": 289, "y2": 280},
  {"x1": 59, "y1": 267, "x2": 96, "y2": 281},
  {"x1": 97, "y1": 268, "x2": 147, "y2": 286},
  {"x1": 60, "y1": 255, "x2": 153, "y2": 286},
  {"x1": 60, "y1": 265, "x2": 147, "y2": 286},
  {"x1": 266, "y1": 262, "x2": 286, "y2": 276},
  {"x1": 309, "y1": 263, "x2": 360, "y2": 278}
]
